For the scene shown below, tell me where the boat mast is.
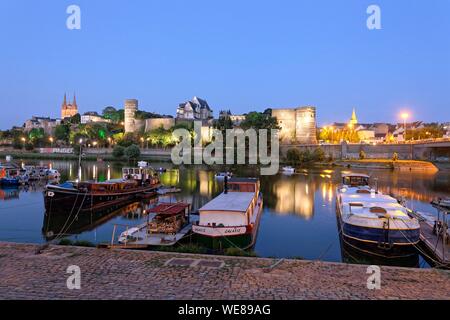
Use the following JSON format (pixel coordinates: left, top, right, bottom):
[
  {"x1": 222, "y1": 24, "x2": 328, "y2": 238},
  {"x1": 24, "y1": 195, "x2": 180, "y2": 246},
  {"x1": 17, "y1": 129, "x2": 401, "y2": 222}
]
[{"x1": 77, "y1": 138, "x2": 83, "y2": 182}]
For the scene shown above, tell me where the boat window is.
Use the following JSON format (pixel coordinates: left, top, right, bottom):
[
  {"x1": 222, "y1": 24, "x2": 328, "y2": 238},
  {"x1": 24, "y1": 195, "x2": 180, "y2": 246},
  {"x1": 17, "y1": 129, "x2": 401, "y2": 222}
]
[
  {"x1": 370, "y1": 207, "x2": 387, "y2": 214},
  {"x1": 344, "y1": 176, "x2": 369, "y2": 186}
]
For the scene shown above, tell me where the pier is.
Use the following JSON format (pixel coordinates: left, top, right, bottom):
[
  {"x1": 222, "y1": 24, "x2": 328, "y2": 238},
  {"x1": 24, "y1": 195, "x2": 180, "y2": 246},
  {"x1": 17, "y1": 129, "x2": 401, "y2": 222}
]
[
  {"x1": 0, "y1": 242, "x2": 449, "y2": 300},
  {"x1": 413, "y1": 204, "x2": 450, "y2": 267}
]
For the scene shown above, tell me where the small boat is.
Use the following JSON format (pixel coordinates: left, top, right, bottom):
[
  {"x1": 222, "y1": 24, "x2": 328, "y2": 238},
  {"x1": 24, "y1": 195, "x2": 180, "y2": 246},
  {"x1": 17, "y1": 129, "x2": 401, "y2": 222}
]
[
  {"x1": 30, "y1": 166, "x2": 50, "y2": 180},
  {"x1": 215, "y1": 172, "x2": 233, "y2": 179},
  {"x1": 0, "y1": 164, "x2": 27, "y2": 187},
  {"x1": 336, "y1": 173, "x2": 420, "y2": 257},
  {"x1": 157, "y1": 186, "x2": 182, "y2": 195},
  {"x1": 282, "y1": 166, "x2": 295, "y2": 174},
  {"x1": 45, "y1": 169, "x2": 61, "y2": 180},
  {"x1": 193, "y1": 178, "x2": 263, "y2": 250},
  {"x1": 117, "y1": 202, "x2": 194, "y2": 246},
  {"x1": 44, "y1": 161, "x2": 160, "y2": 213},
  {"x1": 0, "y1": 177, "x2": 21, "y2": 187},
  {"x1": 431, "y1": 198, "x2": 450, "y2": 209}
]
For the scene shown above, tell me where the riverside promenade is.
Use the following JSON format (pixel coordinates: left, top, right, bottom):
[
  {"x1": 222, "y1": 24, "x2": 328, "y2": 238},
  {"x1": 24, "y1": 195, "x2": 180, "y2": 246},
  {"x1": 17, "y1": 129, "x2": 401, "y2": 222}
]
[{"x1": 0, "y1": 242, "x2": 449, "y2": 300}]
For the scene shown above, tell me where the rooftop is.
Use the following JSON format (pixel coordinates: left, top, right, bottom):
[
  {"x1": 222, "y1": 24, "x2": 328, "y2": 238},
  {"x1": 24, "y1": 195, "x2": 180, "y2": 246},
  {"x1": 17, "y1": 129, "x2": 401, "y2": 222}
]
[{"x1": 199, "y1": 192, "x2": 255, "y2": 212}]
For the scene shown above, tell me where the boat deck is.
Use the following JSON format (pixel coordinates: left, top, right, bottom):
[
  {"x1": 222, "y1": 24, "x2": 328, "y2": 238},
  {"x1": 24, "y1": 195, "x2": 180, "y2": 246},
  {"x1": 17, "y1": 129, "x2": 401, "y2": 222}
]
[{"x1": 412, "y1": 210, "x2": 450, "y2": 267}]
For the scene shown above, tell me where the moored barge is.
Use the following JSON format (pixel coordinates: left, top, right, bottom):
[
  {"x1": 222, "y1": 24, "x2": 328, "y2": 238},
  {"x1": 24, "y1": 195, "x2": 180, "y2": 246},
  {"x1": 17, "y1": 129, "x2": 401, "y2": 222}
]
[
  {"x1": 193, "y1": 177, "x2": 263, "y2": 250},
  {"x1": 336, "y1": 173, "x2": 420, "y2": 257},
  {"x1": 44, "y1": 162, "x2": 160, "y2": 213}
]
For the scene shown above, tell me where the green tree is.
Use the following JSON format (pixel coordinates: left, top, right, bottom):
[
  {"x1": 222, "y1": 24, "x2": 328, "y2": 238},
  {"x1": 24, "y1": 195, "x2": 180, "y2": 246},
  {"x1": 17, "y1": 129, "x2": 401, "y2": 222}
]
[
  {"x1": 28, "y1": 128, "x2": 45, "y2": 141},
  {"x1": 286, "y1": 148, "x2": 302, "y2": 165},
  {"x1": 312, "y1": 147, "x2": 325, "y2": 162},
  {"x1": 54, "y1": 124, "x2": 70, "y2": 142},
  {"x1": 118, "y1": 133, "x2": 135, "y2": 147},
  {"x1": 102, "y1": 107, "x2": 124, "y2": 123},
  {"x1": 112, "y1": 145, "x2": 125, "y2": 158},
  {"x1": 67, "y1": 113, "x2": 81, "y2": 125},
  {"x1": 125, "y1": 144, "x2": 141, "y2": 160},
  {"x1": 240, "y1": 112, "x2": 280, "y2": 131},
  {"x1": 359, "y1": 150, "x2": 366, "y2": 160}
]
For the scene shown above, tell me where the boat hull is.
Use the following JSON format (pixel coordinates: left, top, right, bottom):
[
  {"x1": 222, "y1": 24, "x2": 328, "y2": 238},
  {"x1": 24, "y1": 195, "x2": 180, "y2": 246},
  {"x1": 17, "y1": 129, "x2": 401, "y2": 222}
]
[
  {"x1": 0, "y1": 178, "x2": 21, "y2": 187},
  {"x1": 336, "y1": 201, "x2": 420, "y2": 257},
  {"x1": 44, "y1": 185, "x2": 158, "y2": 213},
  {"x1": 194, "y1": 232, "x2": 252, "y2": 250}
]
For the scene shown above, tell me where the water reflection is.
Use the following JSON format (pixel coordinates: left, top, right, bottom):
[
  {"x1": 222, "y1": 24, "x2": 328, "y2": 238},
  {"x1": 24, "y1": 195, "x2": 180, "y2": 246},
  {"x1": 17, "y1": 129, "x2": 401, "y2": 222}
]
[
  {"x1": 1, "y1": 160, "x2": 449, "y2": 268},
  {"x1": 271, "y1": 177, "x2": 315, "y2": 219}
]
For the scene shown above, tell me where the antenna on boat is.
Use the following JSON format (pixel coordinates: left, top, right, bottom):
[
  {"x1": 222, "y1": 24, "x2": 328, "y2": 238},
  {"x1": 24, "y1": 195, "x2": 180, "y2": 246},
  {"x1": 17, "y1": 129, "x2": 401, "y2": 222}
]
[
  {"x1": 224, "y1": 175, "x2": 228, "y2": 194},
  {"x1": 77, "y1": 138, "x2": 83, "y2": 182}
]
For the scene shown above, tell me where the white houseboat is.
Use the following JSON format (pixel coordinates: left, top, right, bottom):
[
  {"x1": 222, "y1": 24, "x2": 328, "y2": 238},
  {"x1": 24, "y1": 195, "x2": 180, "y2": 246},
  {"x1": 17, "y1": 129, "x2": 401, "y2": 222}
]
[
  {"x1": 193, "y1": 178, "x2": 263, "y2": 250},
  {"x1": 336, "y1": 173, "x2": 420, "y2": 257}
]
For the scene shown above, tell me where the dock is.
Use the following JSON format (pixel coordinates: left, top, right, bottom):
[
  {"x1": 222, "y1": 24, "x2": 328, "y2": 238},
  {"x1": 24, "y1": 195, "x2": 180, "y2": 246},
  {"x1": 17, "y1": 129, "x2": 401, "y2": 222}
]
[{"x1": 412, "y1": 204, "x2": 450, "y2": 268}]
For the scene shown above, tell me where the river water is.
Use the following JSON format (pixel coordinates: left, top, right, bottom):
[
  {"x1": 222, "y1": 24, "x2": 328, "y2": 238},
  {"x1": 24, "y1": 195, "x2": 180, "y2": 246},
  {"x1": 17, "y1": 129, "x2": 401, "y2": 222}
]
[{"x1": 1, "y1": 159, "x2": 449, "y2": 268}]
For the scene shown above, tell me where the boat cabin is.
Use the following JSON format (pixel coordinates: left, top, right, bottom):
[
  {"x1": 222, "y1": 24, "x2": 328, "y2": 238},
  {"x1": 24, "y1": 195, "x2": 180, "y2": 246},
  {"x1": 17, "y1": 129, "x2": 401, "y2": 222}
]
[
  {"x1": 122, "y1": 161, "x2": 158, "y2": 184},
  {"x1": 225, "y1": 177, "x2": 259, "y2": 193},
  {"x1": 341, "y1": 173, "x2": 370, "y2": 187},
  {"x1": 197, "y1": 178, "x2": 260, "y2": 230},
  {"x1": 147, "y1": 203, "x2": 190, "y2": 234}
]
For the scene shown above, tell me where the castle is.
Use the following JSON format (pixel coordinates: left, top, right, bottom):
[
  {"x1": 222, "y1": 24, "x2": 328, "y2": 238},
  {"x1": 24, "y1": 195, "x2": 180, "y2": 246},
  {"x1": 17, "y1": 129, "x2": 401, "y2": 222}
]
[
  {"x1": 61, "y1": 94, "x2": 78, "y2": 119},
  {"x1": 272, "y1": 106, "x2": 317, "y2": 144}
]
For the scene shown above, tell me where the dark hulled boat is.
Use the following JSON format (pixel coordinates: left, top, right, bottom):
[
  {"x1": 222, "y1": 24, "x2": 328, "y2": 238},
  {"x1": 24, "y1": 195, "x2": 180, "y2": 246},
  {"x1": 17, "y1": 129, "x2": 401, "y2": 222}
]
[{"x1": 44, "y1": 162, "x2": 160, "y2": 214}]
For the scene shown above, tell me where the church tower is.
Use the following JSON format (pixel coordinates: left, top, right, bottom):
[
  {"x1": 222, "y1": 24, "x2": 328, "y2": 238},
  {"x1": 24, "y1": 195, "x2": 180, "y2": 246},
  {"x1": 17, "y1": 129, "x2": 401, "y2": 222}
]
[
  {"x1": 349, "y1": 108, "x2": 358, "y2": 127},
  {"x1": 61, "y1": 93, "x2": 79, "y2": 119}
]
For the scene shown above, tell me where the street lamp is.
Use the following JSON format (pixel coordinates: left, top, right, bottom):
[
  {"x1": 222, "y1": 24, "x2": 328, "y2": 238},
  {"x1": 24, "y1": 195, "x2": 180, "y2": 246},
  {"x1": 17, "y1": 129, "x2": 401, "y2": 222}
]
[
  {"x1": 20, "y1": 137, "x2": 26, "y2": 149},
  {"x1": 49, "y1": 137, "x2": 54, "y2": 147},
  {"x1": 401, "y1": 113, "x2": 409, "y2": 142},
  {"x1": 140, "y1": 137, "x2": 145, "y2": 149}
]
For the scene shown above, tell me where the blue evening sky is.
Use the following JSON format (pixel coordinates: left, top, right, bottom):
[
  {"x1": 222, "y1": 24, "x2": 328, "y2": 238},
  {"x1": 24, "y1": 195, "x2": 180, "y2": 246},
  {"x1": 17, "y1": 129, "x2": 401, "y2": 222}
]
[{"x1": 0, "y1": 0, "x2": 449, "y2": 129}]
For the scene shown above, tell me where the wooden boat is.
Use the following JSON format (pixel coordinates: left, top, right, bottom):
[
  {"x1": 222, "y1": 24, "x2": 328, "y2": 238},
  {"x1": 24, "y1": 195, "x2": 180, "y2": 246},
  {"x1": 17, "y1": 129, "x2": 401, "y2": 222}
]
[
  {"x1": 115, "y1": 202, "x2": 194, "y2": 247},
  {"x1": 44, "y1": 162, "x2": 160, "y2": 213},
  {"x1": 336, "y1": 173, "x2": 420, "y2": 257},
  {"x1": 192, "y1": 178, "x2": 263, "y2": 250}
]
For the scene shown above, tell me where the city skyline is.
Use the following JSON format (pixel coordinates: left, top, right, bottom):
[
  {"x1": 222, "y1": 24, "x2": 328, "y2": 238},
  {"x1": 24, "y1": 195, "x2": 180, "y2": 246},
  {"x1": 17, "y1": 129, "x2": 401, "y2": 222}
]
[{"x1": 1, "y1": 0, "x2": 450, "y2": 130}]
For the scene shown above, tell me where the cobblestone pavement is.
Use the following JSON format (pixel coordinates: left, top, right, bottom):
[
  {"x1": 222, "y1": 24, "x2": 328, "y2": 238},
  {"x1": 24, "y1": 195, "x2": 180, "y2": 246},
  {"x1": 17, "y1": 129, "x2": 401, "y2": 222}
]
[{"x1": 0, "y1": 242, "x2": 448, "y2": 300}]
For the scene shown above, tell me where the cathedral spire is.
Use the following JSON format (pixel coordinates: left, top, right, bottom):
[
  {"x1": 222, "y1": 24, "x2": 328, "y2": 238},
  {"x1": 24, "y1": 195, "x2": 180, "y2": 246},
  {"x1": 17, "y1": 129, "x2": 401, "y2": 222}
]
[
  {"x1": 62, "y1": 93, "x2": 67, "y2": 109},
  {"x1": 350, "y1": 108, "x2": 358, "y2": 126},
  {"x1": 72, "y1": 93, "x2": 77, "y2": 107}
]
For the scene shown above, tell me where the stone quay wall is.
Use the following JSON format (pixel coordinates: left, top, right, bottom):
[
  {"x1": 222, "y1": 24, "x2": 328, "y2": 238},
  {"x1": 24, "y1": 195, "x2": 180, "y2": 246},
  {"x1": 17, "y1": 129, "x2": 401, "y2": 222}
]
[{"x1": 0, "y1": 242, "x2": 448, "y2": 300}]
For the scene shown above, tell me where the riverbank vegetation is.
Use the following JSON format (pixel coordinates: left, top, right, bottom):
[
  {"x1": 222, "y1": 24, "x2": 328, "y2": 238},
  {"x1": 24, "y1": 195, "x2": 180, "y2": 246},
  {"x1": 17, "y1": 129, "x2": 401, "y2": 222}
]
[{"x1": 285, "y1": 147, "x2": 330, "y2": 166}]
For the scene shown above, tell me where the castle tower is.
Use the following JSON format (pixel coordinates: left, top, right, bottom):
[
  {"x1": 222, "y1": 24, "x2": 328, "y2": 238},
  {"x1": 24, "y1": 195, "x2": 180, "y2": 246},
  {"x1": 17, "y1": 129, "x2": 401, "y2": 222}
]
[
  {"x1": 124, "y1": 99, "x2": 138, "y2": 133},
  {"x1": 296, "y1": 106, "x2": 317, "y2": 144},
  {"x1": 349, "y1": 108, "x2": 358, "y2": 127}
]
